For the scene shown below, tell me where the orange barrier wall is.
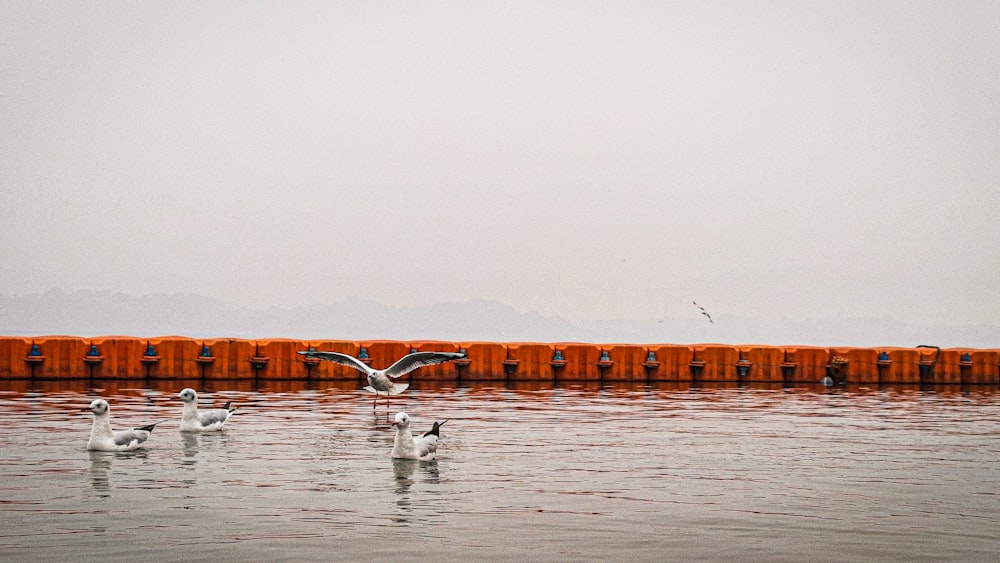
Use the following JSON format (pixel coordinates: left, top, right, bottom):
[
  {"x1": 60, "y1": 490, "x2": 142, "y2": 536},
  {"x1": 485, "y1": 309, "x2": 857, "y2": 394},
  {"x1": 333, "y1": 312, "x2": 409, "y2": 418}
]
[
  {"x1": 455, "y1": 342, "x2": 507, "y2": 382},
  {"x1": 556, "y1": 343, "x2": 603, "y2": 382},
  {"x1": 1, "y1": 336, "x2": 998, "y2": 386},
  {"x1": 876, "y1": 347, "x2": 920, "y2": 384},
  {"x1": 781, "y1": 346, "x2": 830, "y2": 383},
  {"x1": 505, "y1": 343, "x2": 557, "y2": 381},
  {"x1": 599, "y1": 344, "x2": 647, "y2": 382},
  {"x1": 196, "y1": 338, "x2": 234, "y2": 380},
  {"x1": 642, "y1": 345, "x2": 686, "y2": 381},
  {"x1": 828, "y1": 347, "x2": 880, "y2": 385},
  {"x1": 957, "y1": 349, "x2": 1000, "y2": 385},
  {"x1": 691, "y1": 345, "x2": 740, "y2": 382},
  {"x1": 738, "y1": 346, "x2": 785, "y2": 383}
]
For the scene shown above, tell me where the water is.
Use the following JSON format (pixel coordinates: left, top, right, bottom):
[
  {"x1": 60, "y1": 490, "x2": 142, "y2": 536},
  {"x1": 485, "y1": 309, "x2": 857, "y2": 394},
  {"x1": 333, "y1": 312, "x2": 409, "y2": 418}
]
[{"x1": 1, "y1": 379, "x2": 998, "y2": 562}]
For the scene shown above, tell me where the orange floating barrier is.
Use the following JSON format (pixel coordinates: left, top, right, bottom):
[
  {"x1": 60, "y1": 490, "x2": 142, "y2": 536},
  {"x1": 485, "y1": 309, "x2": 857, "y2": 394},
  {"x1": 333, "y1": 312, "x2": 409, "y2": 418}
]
[
  {"x1": 1, "y1": 338, "x2": 28, "y2": 379},
  {"x1": 224, "y1": 339, "x2": 260, "y2": 378},
  {"x1": 1, "y1": 336, "x2": 998, "y2": 386},
  {"x1": 966, "y1": 350, "x2": 999, "y2": 385},
  {"x1": 691, "y1": 345, "x2": 740, "y2": 382},
  {"x1": 738, "y1": 346, "x2": 785, "y2": 383},
  {"x1": 194, "y1": 338, "x2": 234, "y2": 380},
  {"x1": 934, "y1": 349, "x2": 966, "y2": 385},
  {"x1": 643, "y1": 345, "x2": 692, "y2": 382},
  {"x1": 916, "y1": 345, "x2": 943, "y2": 385},
  {"x1": 504, "y1": 342, "x2": 558, "y2": 382},
  {"x1": 251, "y1": 339, "x2": 309, "y2": 380},
  {"x1": 554, "y1": 343, "x2": 603, "y2": 382},
  {"x1": 825, "y1": 347, "x2": 879, "y2": 385},
  {"x1": 456, "y1": 342, "x2": 507, "y2": 382},
  {"x1": 599, "y1": 344, "x2": 648, "y2": 382},
  {"x1": 876, "y1": 347, "x2": 918, "y2": 384},
  {"x1": 779, "y1": 346, "x2": 830, "y2": 383},
  {"x1": 30, "y1": 336, "x2": 95, "y2": 380}
]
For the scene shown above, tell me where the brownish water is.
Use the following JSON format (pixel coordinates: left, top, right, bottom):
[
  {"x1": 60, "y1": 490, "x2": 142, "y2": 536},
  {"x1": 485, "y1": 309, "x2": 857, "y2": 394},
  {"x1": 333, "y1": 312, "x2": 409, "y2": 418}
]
[{"x1": 1, "y1": 379, "x2": 998, "y2": 561}]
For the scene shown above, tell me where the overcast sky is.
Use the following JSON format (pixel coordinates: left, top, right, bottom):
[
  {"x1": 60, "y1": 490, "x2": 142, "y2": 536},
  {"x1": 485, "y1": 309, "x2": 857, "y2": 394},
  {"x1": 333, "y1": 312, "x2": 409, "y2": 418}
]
[{"x1": 2, "y1": 2, "x2": 998, "y2": 331}]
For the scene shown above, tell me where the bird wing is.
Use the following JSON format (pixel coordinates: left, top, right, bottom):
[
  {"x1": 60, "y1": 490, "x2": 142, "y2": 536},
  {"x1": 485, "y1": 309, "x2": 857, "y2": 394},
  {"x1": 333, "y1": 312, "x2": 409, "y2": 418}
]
[
  {"x1": 298, "y1": 350, "x2": 372, "y2": 374},
  {"x1": 384, "y1": 352, "x2": 465, "y2": 379},
  {"x1": 420, "y1": 434, "x2": 440, "y2": 459},
  {"x1": 198, "y1": 408, "x2": 231, "y2": 427},
  {"x1": 112, "y1": 428, "x2": 148, "y2": 447}
]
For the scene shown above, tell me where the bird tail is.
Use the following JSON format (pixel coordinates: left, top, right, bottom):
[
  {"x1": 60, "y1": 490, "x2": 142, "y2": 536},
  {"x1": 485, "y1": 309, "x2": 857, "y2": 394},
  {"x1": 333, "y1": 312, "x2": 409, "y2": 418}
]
[
  {"x1": 222, "y1": 401, "x2": 237, "y2": 412},
  {"x1": 136, "y1": 420, "x2": 166, "y2": 433},
  {"x1": 423, "y1": 419, "x2": 448, "y2": 438},
  {"x1": 386, "y1": 383, "x2": 410, "y2": 396}
]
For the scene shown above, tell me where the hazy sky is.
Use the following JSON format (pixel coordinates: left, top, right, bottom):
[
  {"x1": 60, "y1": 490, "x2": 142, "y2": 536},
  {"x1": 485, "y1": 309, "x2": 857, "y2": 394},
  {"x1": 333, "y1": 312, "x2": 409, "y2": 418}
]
[{"x1": 2, "y1": 2, "x2": 999, "y2": 329}]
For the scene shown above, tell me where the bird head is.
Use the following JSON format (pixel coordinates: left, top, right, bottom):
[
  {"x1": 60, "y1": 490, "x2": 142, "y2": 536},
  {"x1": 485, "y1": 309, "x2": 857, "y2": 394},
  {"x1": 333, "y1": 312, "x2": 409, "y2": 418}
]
[
  {"x1": 88, "y1": 399, "x2": 109, "y2": 416},
  {"x1": 178, "y1": 388, "x2": 198, "y2": 403},
  {"x1": 392, "y1": 412, "x2": 410, "y2": 428}
]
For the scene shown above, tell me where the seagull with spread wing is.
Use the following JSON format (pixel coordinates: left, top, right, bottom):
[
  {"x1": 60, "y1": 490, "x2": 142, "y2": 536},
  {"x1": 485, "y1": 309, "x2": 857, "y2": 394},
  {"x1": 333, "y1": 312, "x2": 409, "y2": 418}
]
[{"x1": 297, "y1": 349, "x2": 465, "y2": 413}]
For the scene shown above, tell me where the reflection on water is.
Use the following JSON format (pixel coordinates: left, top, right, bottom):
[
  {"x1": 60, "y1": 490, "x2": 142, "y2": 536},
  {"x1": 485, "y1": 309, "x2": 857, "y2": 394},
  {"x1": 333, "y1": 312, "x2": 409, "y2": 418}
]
[
  {"x1": 0, "y1": 379, "x2": 998, "y2": 561},
  {"x1": 87, "y1": 450, "x2": 112, "y2": 497}
]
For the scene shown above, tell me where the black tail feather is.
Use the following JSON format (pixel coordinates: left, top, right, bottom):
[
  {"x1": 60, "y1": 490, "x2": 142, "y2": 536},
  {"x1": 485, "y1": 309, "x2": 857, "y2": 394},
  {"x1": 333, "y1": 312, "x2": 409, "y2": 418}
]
[
  {"x1": 423, "y1": 419, "x2": 448, "y2": 438},
  {"x1": 136, "y1": 420, "x2": 166, "y2": 433}
]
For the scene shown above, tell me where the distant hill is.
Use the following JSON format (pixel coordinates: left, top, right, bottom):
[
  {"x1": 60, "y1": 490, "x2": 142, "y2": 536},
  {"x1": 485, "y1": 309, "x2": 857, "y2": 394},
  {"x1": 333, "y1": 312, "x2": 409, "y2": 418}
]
[{"x1": 1, "y1": 289, "x2": 996, "y2": 348}]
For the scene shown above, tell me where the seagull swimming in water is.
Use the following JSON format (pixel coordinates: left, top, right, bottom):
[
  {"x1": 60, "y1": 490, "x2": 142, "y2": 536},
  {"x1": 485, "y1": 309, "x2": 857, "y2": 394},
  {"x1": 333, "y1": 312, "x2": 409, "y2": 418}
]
[
  {"x1": 391, "y1": 412, "x2": 447, "y2": 461},
  {"x1": 297, "y1": 350, "x2": 465, "y2": 413},
  {"x1": 86, "y1": 399, "x2": 163, "y2": 451},
  {"x1": 178, "y1": 388, "x2": 237, "y2": 432},
  {"x1": 692, "y1": 301, "x2": 714, "y2": 323}
]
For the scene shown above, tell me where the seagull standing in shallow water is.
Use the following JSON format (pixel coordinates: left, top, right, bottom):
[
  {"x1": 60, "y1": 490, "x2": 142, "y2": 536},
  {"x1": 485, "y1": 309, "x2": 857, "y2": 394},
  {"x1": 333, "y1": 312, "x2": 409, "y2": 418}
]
[
  {"x1": 297, "y1": 350, "x2": 465, "y2": 413},
  {"x1": 178, "y1": 388, "x2": 236, "y2": 432},
  {"x1": 391, "y1": 412, "x2": 447, "y2": 461},
  {"x1": 86, "y1": 399, "x2": 163, "y2": 451}
]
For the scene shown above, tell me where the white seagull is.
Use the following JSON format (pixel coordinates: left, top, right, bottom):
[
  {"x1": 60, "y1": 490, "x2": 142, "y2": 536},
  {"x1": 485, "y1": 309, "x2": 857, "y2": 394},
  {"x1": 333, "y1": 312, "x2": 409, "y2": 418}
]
[
  {"x1": 86, "y1": 399, "x2": 163, "y2": 452},
  {"x1": 178, "y1": 388, "x2": 237, "y2": 432},
  {"x1": 391, "y1": 412, "x2": 447, "y2": 461},
  {"x1": 297, "y1": 350, "x2": 465, "y2": 412}
]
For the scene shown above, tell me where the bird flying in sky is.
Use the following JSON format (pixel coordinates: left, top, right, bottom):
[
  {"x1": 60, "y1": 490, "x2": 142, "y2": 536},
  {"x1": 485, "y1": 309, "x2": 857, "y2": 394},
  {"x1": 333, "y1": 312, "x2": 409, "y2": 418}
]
[{"x1": 693, "y1": 301, "x2": 713, "y2": 324}]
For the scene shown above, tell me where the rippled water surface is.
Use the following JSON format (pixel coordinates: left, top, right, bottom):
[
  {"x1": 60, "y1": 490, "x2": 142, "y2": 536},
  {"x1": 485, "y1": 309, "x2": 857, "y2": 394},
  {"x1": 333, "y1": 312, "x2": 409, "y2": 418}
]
[{"x1": 1, "y1": 379, "x2": 998, "y2": 562}]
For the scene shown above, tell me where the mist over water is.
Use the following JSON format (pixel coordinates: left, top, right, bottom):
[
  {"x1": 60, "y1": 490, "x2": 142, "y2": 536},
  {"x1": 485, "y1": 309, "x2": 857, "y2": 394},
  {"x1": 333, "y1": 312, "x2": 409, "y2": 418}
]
[{"x1": 3, "y1": 290, "x2": 997, "y2": 347}]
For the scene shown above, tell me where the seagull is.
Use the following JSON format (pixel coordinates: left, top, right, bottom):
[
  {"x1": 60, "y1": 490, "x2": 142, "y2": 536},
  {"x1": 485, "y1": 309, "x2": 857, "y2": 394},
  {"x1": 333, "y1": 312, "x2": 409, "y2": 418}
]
[
  {"x1": 178, "y1": 388, "x2": 237, "y2": 432},
  {"x1": 692, "y1": 301, "x2": 714, "y2": 323},
  {"x1": 297, "y1": 350, "x2": 465, "y2": 413},
  {"x1": 86, "y1": 399, "x2": 163, "y2": 452},
  {"x1": 391, "y1": 412, "x2": 447, "y2": 461}
]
